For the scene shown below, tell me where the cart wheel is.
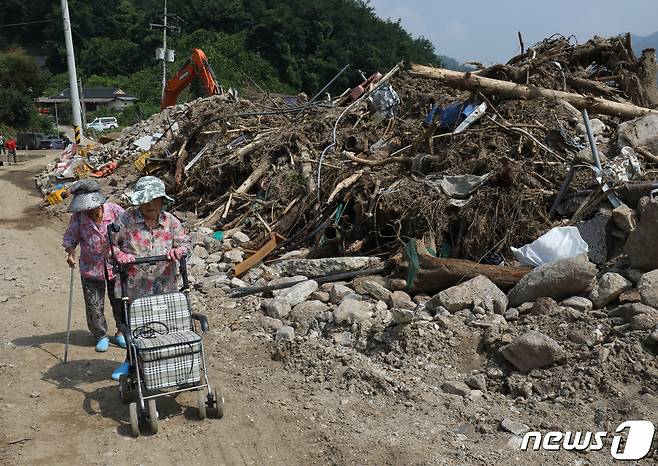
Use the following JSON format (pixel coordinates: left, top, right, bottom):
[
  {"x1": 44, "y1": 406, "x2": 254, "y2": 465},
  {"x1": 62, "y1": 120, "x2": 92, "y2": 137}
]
[
  {"x1": 197, "y1": 389, "x2": 207, "y2": 420},
  {"x1": 209, "y1": 387, "x2": 224, "y2": 419},
  {"x1": 148, "y1": 399, "x2": 158, "y2": 434},
  {"x1": 119, "y1": 375, "x2": 130, "y2": 404},
  {"x1": 129, "y1": 402, "x2": 140, "y2": 437}
]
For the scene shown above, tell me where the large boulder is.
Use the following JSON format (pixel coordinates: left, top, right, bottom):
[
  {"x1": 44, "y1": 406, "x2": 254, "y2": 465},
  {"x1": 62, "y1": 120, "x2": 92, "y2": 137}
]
[
  {"x1": 507, "y1": 257, "x2": 597, "y2": 307},
  {"x1": 617, "y1": 113, "x2": 658, "y2": 154},
  {"x1": 427, "y1": 275, "x2": 507, "y2": 314},
  {"x1": 270, "y1": 257, "x2": 382, "y2": 277},
  {"x1": 358, "y1": 280, "x2": 392, "y2": 302},
  {"x1": 607, "y1": 302, "x2": 658, "y2": 322},
  {"x1": 501, "y1": 331, "x2": 566, "y2": 372},
  {"x1": 333, "y1": 296, "x2": 373, "y2": 324},
  {"x1": 639, "y1": 269, "x2": 658, "y2": 308},
  {"x1": 588, "y1": 273, "x2": 632, "y2": 309},
  {"x1": 625, "y1": 200, "x2": 658, "y2": 271},
  {"x1": 276, "y1": 280, "x2": 318, "y2": 306}
]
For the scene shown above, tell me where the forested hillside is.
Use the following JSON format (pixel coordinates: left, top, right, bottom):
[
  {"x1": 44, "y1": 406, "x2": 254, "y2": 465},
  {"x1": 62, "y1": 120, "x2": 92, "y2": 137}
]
[{"x1": 1, "y1": 0, "x2": 449, "y2": 116}]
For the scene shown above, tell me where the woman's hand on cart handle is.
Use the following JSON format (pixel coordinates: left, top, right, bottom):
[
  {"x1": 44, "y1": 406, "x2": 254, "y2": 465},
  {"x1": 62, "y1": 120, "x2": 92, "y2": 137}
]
[
  {"x1": 115, "y1": 251, "x2": 136, "y2": 265},
  {"x1": 167, "y1": 248, "x2": 186, "y2": 261}
]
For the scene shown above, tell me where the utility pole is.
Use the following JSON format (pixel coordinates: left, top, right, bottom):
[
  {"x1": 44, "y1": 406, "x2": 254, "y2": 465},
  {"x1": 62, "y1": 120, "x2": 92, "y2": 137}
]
[
  {"x1": 60, "y1": 0, "x2": 82, "y2": 145},
  {"x1": 151, "y1": 0, "x2": 177, "y2": 100},
  {"x1": 78, "y1": 77, "x2": 87, "y2": 128}
]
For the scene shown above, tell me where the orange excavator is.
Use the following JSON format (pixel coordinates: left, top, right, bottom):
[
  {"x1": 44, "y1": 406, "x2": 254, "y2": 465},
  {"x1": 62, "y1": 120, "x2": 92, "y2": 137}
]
[{"x1": 161, "y1": 48, "x2": 222, "y2": 109}]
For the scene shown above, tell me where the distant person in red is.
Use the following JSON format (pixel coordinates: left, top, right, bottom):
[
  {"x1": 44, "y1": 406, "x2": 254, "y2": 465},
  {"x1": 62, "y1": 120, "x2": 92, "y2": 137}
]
[{"x1": 5, "y1": 137, "x2": 16, "y2": 165}]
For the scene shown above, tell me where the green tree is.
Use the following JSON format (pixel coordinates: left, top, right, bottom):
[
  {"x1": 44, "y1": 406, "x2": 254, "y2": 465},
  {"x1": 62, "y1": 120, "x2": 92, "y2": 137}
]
[{"x1": 0, "y1": 49, "x2": 50, "y2": 129}]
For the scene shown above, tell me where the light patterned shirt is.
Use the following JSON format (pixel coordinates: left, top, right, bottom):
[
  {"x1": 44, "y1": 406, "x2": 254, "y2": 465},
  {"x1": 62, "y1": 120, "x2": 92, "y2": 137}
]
[
  {"x1": 62, "y1": 202, "x2": 125, "y2": 280},
  {"x1": 110, "y1": 207, "x2": 191, "y2": 301}
]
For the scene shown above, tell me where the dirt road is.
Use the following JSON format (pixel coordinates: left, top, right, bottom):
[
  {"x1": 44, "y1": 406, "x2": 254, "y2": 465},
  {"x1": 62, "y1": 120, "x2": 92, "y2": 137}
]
[{"x1": 0, "y1": 157, "x2": 326, "y2": 465}]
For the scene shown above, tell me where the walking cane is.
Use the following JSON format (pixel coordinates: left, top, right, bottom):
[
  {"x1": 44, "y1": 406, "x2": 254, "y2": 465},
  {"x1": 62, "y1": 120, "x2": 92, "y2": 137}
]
[{"x1": 64, "y1": 265, "x2": 74, "y2": 363}]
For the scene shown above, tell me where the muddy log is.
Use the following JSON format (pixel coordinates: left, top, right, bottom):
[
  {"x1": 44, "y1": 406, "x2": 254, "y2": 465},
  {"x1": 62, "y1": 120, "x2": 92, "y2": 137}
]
[
  {"x1": 392, "y1": 241, "x2": 531, "y2": 293},
  {"x1": 409, "y1": 64, "x2": 658, "y2": 120}
]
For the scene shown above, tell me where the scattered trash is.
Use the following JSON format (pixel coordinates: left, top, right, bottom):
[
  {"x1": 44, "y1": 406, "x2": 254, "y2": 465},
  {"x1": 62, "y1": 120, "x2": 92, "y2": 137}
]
[{"x1": 511, "y1": 227, "x2": 589, "y2": 267}]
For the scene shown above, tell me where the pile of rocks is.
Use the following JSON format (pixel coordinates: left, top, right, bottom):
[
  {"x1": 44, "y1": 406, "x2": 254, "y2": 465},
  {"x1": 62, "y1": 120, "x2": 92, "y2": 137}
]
[{"x1": 184, "y1": 220, "x2": 658, "y2": 402}]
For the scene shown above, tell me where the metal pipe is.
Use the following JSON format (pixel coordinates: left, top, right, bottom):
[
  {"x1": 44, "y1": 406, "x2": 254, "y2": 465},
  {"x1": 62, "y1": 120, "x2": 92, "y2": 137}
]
[
  {"x1": 308, "y1": 64, "x2": 350, "y2": 105},
  {"x1": 581, "y1": 109, "x2": 602, "y2": 171},
  {"x1": 549, "y1": 166, "x2": 576, "y2": 219}
]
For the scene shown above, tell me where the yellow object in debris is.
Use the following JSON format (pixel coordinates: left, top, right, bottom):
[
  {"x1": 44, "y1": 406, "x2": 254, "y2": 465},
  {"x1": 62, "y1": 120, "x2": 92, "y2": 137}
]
[
  {"x1": 46, "y1": 187, "x2": 67, "y2": 206},
  {"x1": 133, "y1": 151, "x2": 151, "y2": 172},
  {"x1": 74, "y1": 162, "x2": 91, "y2": 179}
]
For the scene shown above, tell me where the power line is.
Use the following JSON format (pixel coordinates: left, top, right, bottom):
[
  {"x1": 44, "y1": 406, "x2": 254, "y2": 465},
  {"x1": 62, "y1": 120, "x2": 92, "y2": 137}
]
[{"x1": 0, "y1": 19, "x2": 52, "y2": 29}]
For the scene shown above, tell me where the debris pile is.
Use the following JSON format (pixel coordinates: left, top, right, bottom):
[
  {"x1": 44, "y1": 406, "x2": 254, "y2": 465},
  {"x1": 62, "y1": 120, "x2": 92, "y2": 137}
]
[{"x1": 42, "y1": 33, "x2": 658, "y2": 439}]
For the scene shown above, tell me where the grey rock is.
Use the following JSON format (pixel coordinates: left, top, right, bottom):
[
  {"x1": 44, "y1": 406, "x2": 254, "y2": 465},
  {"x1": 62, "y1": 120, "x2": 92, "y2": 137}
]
[
  {"x1": 351, "y1": 275, "x2": 386, "y2": 294},
  {"x1": 577, "y1": 118, "x2": 605, "y2": 137},
  {"x1": 428, "y1": 275, "x2": 507, "y2": 314},
  {"x1": 224, "y1": 249, "x2": 245, "y2": 264},
  {"x1": 309, "y1": 291, "x2": 330, "y2": 303},
  {"x1": 388, "y1": 290, "x2": 415, "y2": 310},
  {"x1": 329, "y1": 284, "x2": 355, "y2": 304},
  {"x1": 375, "y1": 300, "x2": 388, "y2": 311},
  {"x1": 504, "y1": 308, "x2": 519, "y2": 321},
  {"x1": 612, "y1": 204, "x2": 637, "y2": 233},
  {"x1": 288, "y1": 301, "x2": 327, "y2": 336},
  {"x1": 472, "y1": 306, "x2": 486, "y2": 316},
  {"x1": 560, "y1": 296, "x2": 593, "y2": 312},
  {"x1": 230, "y1": 277, "x2": 246, "y2": 288},
  {"x1": 625, "y1": 200, "x2": 658, "y2": 271},
  {"x1": 465, "y1": 374, "x2": 487, "y2": 392},
  {"x1": 619, "y1": 288, "x2": 641, "y2": 303},
  {"x1": 501, "y1": 331, "x2": 565, "y2": 372},
  {"x1": 617, "y1": 113, "x2": 658, "y2": 154},
  {"x1": 517, "y1": 302, "x2": 534, "y2": 314},
  {"x1": 270, "y1": 276, "x2": 308, "y2": 296},
  {"x1": 261, "y1": 298, "x2": 292, "y2": 319},
  {"x1": 231, "y1": 231, "x2": 250, "y2": 243},
  {"x1": 639, "y1": 269, "x2": 658, "y2": 308},
  {"x1": 359, "y1": 280, "x2": 392, "y2": 302},
  {"x1": 333, "y1": 297, "x2": 373, "y2": 324},
  {"x1": 413, "y1": 294, "x2": 431, "y2": 305},
  {"x1": 609, "y1": 303, "x2": 658, "y2": 322},
  {"x1": 507, "y1": 257, "x2": 597, "y2": 307},
  {"x1": 291, "y1": 300, "x2": 328, "y2": 318},
  {"x1": 206, "y1": 251, "x2": 224, "y2": 263},
  {"x1": 275, "y1": 325, "x2": 295, "y2": 341},
  {"x1": 442, "y1": 381, "x2": 471, "y2": 397},
  {"x1": 332, "y1": 331, "x2": 352, "y2": 346},
  {"x1": 470, "y1": 314, "x2": 507, "y2": 328},
  {"x1": 277, "y1": 280, "x2": 319, "y2": 306},
  {"x1": 588, "y1": 273, "x2": 632, "y2": 309},
  {"x1": 648, "y1": 326, "x2": 658, "y2": 343},
  {"x1": 187, "y1": 255, "x2": 206, "y2": 269},
  {"x1": 390, "y1": 308, "x2": 414, "y2": 324},
  {"x1": 257, "y1": 315, "x2": 284, "y2": 332},
  {"x1": 500, "y1": 419, "x2": 530, "y2": 436},
  {"x1": 271, "y1": 257, "x2": 383, "y2": 277},
  {"x1": 531, "y1": 297, "x2": 560, "y2": 316},
  {"x1": 192, "y1": 244, "x2": 209, "y2": 259},
  {"x1": 630, "y1": 313, "x2": 658, "y2": 330},
  {"x1": 576, "y1": 212, "x2": 612, "y2": 265}
]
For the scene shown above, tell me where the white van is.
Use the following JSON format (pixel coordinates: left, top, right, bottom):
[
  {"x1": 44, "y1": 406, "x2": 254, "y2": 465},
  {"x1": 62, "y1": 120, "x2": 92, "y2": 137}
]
[{"x1": 86, "y1": 117, "x2": 119, "y2": 131}]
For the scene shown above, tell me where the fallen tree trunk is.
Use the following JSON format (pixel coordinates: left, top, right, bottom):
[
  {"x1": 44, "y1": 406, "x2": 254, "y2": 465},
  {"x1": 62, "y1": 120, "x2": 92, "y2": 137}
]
[
  {"x1": 409, "y1": 64, "x2": 658, "y2": 120},
  {"x1": 392, "y1": 241, "x2": 531, "y2": 293}
]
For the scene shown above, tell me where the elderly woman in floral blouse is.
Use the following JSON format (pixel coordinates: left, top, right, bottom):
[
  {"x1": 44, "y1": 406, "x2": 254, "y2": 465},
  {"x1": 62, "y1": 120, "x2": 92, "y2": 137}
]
[
  {"x1": 109, "y1": 175, "x2": 191, "y2": 380},
  {"x1": 62, "y1": 180, "x2": 125, "y2": 352}
]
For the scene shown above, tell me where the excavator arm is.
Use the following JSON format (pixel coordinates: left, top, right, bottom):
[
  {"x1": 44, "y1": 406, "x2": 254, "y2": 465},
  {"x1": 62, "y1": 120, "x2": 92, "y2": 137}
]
[{"x1": 161, "y1": 48, "x2": 221, "y2": 109}]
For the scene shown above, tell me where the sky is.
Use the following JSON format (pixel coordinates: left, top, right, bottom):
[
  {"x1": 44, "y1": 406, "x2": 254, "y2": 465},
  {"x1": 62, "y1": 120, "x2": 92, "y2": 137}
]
[{"x1": 368, "y1": 0, "x2": 657, "y2": 64}]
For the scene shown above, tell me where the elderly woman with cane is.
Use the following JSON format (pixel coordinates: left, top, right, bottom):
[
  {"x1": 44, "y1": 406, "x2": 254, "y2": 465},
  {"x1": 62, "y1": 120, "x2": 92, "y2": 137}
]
[
  {"x1": 108, "y1": 176, "x2": 191, "y2": 380},
  {"x1": 62, "y1": 180, "x2": 125, "y2": 352}
]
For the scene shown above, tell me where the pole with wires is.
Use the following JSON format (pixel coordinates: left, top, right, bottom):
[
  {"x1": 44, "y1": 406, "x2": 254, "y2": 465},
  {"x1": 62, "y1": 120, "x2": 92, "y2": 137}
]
[{"x1": 60, "y1": 0, "x2": 82, "y2": 144}]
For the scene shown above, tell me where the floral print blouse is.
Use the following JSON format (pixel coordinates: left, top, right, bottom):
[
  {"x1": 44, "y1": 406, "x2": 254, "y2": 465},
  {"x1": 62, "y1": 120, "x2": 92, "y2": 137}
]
[{"x1": 109, "y1": 207, "x2": 191, "y2": 300}]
